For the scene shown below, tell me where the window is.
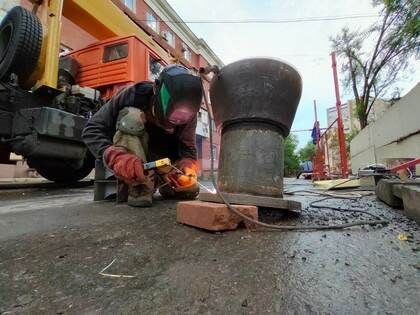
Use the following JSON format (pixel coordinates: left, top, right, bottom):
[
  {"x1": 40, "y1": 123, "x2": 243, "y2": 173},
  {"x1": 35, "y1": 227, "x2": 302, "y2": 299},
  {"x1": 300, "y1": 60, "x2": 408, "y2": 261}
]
[
  {"x1": 124, "y1": 0, "x2": 135, "y2": 12},
  {"x1": 149, "y1": 55, "x2": 164, "y2": 81},
  {"x1": 146, "y1": 12, "x2": 159, "y2": 33},
  {"x1": 183, "y1": 48, "x2": 192, "y2": 61},
  {"x1": 182, "y1": 43, "x2": 192, "y2": 61},
  {"x1": 163, "y1": 30, "x2": 175, "y2": 48},
  {"x1": 211, "y1": 144, "x2": 217, "y2": 158},
  {"x1": 103, "y1": 42, "x2": 128, "y2": 63}
]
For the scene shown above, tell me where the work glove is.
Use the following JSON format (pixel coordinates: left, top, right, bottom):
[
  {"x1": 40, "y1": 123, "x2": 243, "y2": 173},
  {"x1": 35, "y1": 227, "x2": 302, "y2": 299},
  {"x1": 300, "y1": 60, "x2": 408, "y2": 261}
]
[
  {"x1": 165, "y1": 158, "x2": 199, "y2": 191},
  {"x1": 103, "y1": 145, "x2": 145, "y2": 185}
]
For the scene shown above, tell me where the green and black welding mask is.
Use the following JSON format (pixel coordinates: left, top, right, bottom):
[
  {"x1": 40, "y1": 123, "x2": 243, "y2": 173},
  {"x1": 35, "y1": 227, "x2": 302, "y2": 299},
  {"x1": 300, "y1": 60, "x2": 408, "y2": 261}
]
[{"x1": 154, "y1": 65, "x2": 203, "y2": 126}]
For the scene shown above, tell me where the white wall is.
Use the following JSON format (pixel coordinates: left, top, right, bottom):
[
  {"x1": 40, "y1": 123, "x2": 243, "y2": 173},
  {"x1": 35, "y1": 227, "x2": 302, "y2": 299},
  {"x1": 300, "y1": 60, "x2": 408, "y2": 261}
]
[
  {"x1": 0, "y1": 0, "x2": 19, "y2": 21},
  {"x1": 350, "y1": 83, "x2": 420, "y2": 173}
]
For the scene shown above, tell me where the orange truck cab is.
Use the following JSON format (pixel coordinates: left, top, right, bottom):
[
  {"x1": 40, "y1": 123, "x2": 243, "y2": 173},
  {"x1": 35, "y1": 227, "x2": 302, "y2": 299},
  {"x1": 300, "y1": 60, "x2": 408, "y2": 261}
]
[{"x1": 68, "y1": 35, "x2": 166, "y2": 100}]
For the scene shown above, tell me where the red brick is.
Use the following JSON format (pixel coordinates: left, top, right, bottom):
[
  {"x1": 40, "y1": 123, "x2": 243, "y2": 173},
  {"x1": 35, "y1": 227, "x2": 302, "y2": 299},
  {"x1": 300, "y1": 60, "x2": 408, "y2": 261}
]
[{"x1": 176, "y1": 200, "x2": 258, "y2": 231}]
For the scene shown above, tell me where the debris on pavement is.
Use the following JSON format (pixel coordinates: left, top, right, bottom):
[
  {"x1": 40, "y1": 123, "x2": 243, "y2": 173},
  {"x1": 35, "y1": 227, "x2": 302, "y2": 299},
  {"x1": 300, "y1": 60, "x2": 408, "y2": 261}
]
[{"x1": 98, "y1": 258, "x2": 135, "y2": 279}]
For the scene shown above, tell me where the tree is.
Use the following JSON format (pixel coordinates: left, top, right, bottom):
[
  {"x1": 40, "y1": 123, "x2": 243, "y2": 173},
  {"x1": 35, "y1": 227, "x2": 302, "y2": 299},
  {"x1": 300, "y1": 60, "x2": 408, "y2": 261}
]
[
  {"x1": 298, "y1": 141, "x2": 316, "y2": 162},
  {"x1": 330, "y1": 0, "x2": 419, "y2": 129},
  {"x1": 284, "y1": 134, "x2": 300, "y2": 176}
]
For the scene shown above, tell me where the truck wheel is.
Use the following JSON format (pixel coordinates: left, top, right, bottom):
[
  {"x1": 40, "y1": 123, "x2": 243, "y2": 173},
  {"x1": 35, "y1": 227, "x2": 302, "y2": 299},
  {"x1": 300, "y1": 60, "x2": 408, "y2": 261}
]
[
  {"x1": 0, "y1": 6, "x2": 42, "y2": 87},
  {"x1": 28, "y1": 154, "x2": 95, "y2": 183}
]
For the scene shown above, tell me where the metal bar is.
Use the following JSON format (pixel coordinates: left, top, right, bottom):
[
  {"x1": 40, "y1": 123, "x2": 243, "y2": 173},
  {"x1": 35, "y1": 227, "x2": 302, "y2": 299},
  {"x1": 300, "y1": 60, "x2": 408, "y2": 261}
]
[
  {"x1": 37, "y1": 0, "x2": 63, "y2": 88},
  {"x1": 331, "y1": 52, "x2": 348, "y2": 178},
  {"x1": 390, "y1": 158, "x2": 420, "y2": 172},
  {"x1": 290, "y1": 128, "x2": 327, "y2": 132},
  {"x1": 325, "y1": 132, "x2": 330, "y2": 176},
  {"x1": 319, "y1": 117, "x2": 338, "y2": 138},
  {"x1": 313, "y1": 99, "x2": 320, "y2": 145}
]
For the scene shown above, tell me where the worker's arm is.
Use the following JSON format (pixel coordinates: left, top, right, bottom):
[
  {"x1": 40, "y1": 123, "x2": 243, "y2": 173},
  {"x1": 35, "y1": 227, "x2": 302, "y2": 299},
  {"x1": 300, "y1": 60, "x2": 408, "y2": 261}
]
[
  {"x1": 176, "y1": 116, "x2": 198, "y2": 161},
  {"x1": 164, "y1": 117, "x2": 199, "y2": 189},
  {"x1": 82, "y1": 82, "x2": 153, "y2": 159}
]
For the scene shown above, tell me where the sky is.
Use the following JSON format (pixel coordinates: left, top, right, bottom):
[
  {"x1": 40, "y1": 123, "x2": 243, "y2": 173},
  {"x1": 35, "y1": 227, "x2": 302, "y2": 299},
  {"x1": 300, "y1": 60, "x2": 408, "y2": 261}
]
[{"x1": 167, "y1": 0, "x2": 419, "y2": 148}]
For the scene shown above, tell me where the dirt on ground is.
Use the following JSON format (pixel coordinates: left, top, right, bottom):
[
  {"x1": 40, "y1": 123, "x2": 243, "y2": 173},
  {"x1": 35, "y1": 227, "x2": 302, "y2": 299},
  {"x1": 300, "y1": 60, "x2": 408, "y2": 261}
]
[{"x1": 0, "y1": 179, "x2": 419, "y2": 314}]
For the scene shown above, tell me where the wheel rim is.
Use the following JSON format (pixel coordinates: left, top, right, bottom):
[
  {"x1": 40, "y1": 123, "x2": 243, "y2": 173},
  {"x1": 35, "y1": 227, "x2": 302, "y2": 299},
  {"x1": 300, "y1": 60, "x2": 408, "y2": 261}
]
[{"x1": 0, "y1": 23, "x2": 13, "y2": 64}]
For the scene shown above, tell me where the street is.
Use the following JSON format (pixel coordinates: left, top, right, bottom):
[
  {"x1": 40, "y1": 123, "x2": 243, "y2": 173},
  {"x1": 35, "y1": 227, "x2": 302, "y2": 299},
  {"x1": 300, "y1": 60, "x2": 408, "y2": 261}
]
[{"x1": 0, "y1": 179, "x2": 419, "y2": 314}]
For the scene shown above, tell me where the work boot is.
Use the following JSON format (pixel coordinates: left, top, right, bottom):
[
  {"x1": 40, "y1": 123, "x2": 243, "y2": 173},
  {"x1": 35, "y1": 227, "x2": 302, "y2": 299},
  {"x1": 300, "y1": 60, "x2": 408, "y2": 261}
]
[
  {"x1": 159, "y1": 182, "x2": 199, "y2": 200},
  {"x1": 127, "y1": 185, "x2": 153, "y2": 207},
  {"x1": 116, "y1": 180, "x2": 128, "y2": 203},
  {"x1": 127, "y1": 171, "x2": 155, "y2": 207}
]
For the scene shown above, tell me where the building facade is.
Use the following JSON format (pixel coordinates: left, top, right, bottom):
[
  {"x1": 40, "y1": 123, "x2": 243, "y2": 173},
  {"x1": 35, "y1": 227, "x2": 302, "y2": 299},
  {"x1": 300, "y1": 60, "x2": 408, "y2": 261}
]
[
  {"x1": 324, "y1": 99, "x2": 391, "y2": 173},
  {"x1": 350, "y1": 83, "x2": 420, "y2": 174},
  {"x1": 0, "y1": 0, "x2": 223, "y2": 178}
]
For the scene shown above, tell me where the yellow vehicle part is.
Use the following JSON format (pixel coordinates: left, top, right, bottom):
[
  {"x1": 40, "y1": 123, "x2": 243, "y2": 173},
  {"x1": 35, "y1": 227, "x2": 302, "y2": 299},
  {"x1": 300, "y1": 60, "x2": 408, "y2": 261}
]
[
  {"x1": 143, "y1": 158, "x2": 171, "y2": 170},
  {"x1": 31, "y1": 0, "x2": 172, "y2": 89},
  {"x1": 38, "y1": 0, "x2": 63, "y2": 88},
  {"x1": 24, "y1": 0, "x2": 63, "y2": 89}
]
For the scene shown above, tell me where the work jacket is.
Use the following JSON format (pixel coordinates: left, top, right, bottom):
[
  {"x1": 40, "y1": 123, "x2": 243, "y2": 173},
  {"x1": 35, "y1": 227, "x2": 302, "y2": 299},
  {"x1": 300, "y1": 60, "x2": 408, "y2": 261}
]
[{"x1": 82, "y1": 81, "x2": 197, "y2": 161}]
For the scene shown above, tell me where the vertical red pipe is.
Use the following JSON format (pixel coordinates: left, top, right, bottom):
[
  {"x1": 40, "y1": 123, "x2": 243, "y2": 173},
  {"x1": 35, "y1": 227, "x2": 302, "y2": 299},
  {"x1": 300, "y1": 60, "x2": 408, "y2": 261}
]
[
  {"x1": 313, "y1": 100, "x2": 320, "y2": 145},
  {"x1": 331, "y1": 52, "x2": 349, "y2": 178},
  {"x1": 312, "y1": 100, "x2": 320, "y2": 180},
  {"x1": 325, "y1": 132, "x2": 330, "y2": 176}
]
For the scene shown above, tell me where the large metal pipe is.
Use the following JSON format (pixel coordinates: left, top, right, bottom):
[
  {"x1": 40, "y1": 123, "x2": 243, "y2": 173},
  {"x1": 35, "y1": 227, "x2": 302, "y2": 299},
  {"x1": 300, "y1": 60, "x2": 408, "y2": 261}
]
[{"x1": 210, "y1": 58, "x2": 302, "y2": 198}]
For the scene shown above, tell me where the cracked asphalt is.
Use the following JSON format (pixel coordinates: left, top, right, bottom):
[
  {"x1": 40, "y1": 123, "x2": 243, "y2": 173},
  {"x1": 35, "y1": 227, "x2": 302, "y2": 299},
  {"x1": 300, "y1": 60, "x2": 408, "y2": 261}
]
[{"x1": 0, "y1": 179, "x2": 419, "y2": 314}]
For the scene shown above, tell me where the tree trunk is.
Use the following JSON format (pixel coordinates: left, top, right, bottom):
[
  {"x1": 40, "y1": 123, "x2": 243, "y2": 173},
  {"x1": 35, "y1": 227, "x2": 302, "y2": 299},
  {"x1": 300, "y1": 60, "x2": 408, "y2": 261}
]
[
  {"x1": 360, "y1": 115, "x2": 368, "y2": 129},
  {"x1": 355, "y1": 97, "x2": 368, "y2": 129}
]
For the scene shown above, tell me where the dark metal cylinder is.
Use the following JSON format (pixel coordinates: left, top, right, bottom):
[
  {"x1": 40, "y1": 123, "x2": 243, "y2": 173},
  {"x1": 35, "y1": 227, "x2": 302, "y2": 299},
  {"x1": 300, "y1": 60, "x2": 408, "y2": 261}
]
[
  {"x1": 218, "y1": 122, "x2": 284, "y2": 197},
  {"x1": 210, "y1": 58, "x2": 302, "y2": 197},
  {"x1": 210, "y1": 58, "x2": 302, "y2": 135}
]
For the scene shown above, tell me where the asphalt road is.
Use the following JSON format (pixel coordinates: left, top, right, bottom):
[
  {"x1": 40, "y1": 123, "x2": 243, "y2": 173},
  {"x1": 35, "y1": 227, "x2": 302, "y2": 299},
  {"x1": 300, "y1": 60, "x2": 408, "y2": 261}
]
[{"x1": 0, "y1": 179, "x2": 419, "y2": 314}]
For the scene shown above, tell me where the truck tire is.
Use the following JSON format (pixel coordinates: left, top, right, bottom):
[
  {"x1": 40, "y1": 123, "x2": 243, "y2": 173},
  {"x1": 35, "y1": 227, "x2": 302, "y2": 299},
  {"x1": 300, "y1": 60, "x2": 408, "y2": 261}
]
[
  {"x1": 0, "y1": 6, "x2": 42, "y2": 87},
  {"x1": 28, "y1": 154, "x2": 95, "y2": 183}
]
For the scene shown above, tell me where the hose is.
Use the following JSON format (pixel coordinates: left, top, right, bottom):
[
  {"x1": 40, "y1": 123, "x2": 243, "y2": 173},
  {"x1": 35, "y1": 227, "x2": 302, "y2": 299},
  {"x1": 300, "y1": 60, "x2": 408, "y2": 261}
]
[{"x1": 199, "y1": 73, "x2": 388, "y2": 231}]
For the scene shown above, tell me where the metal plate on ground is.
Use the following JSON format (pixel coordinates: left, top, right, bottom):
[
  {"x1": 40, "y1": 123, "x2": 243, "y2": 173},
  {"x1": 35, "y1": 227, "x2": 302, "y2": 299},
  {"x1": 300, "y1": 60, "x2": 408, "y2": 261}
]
[{"x1": 199, "y1": 192, "x2": 301, "y2": 211}]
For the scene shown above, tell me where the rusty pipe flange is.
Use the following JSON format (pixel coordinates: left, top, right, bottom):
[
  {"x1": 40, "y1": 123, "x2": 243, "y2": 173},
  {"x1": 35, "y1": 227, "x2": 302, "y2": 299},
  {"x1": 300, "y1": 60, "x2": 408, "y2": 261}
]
[{"x1": 210, "y1": 58, "x2": 302, "y2": 136}]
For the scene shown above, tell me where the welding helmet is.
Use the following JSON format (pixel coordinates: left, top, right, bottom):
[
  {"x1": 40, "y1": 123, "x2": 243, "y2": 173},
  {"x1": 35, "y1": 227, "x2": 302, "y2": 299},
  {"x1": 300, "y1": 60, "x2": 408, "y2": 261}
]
[{"x1": 154, "y1": 65, "x2": 203, "y2": 126}]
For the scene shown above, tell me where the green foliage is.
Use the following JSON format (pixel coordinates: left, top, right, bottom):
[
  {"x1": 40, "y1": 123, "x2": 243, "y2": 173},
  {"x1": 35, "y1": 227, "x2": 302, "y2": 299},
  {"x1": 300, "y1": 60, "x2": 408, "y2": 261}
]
[
  {"x1": 284, "y1": 134, "x2": 300, "y2": 177},
  {"x1": 330, "y1": 0, "x2": 419, "y2": 129},
  {"x1": 298, "y1": 141, "x2": 316, "y2": 162}
]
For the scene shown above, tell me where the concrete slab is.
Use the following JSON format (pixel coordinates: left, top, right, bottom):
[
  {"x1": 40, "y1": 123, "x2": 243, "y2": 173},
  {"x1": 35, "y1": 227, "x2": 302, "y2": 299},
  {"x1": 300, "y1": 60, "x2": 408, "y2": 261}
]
[
  {"x1": 392, "y1": 184, "x2": 404, "y2": 199},
  {"x1": 401, "y1": 186, "x2": 420, "y2": 225},
  {"x1": 199, "y1": 192, "x2": 301, "y2": 210},
  {"x1": 376, "y1": 179, "x2": 404, "y2": 208},
  {"x1": 376, "y1": 179, "x2": 420, "y2": 208},
  {"x1": 359, "y1": 175, "x2": 376, "y2": 189}
]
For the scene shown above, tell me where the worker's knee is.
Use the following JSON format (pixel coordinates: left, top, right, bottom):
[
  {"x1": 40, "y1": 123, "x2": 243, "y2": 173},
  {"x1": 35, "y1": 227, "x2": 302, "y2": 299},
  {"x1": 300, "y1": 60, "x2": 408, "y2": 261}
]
[{"x1": 116, "y1": 107, "x2": 146, "y2": 136}]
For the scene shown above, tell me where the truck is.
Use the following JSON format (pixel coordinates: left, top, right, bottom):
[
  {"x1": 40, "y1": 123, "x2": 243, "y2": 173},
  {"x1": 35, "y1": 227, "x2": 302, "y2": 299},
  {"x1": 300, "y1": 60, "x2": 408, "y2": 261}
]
[{"x1": 0, "y1": 0, "x2": 176, "y2": 182}]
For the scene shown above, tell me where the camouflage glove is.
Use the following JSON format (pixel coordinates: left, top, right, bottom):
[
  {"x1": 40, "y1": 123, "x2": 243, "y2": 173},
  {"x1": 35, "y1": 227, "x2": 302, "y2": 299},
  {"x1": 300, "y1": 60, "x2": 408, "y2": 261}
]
[{"x1": 103, "y1": 145, "x2": 145, "y2": 185}]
